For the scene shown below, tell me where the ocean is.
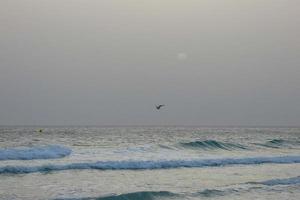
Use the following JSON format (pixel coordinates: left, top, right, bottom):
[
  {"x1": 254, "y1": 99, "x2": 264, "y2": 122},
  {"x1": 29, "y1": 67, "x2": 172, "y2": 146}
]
[{"x1": 0, "y1": 126, "x2": 300, "y2": 200}]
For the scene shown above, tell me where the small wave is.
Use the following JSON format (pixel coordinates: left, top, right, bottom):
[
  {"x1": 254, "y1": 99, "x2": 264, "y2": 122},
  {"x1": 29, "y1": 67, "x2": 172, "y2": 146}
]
[
  {"x1": 253, "y1": 176, "x2": 300, "y2": 186},
  {"x1": 181, "y1": 140, "x2": 248, "y2": 150},
  {"x1": 254, "y1": 139, "x2": 300, "y2": 149},
  {"x1": 0, "y1": 145, "x2": 71, "y2": 160},
  {"x1": 197, "y1": 189, "x2": 226, "y2": 197},
  {"x1": 60, "y1": 178, "x2": 300, "y2": 200},
  {"x1": 197, "y1": 177, "x2": 300, "y2": 198},
  {"x1": 56, "y1": 191, "x2": 176, "y2": 200},
  {"x1": 114, "y1": 145, "x2": 153, "y2": 154},
  {"x1": 1, "y1": 155, "x2": 300, "y2": 174}
]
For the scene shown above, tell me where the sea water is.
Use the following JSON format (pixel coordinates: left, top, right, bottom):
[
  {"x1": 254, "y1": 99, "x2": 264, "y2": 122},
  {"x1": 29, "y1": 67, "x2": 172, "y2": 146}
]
[{"x1": 0, "y1": 126, "x2": 300, "y2": 200}]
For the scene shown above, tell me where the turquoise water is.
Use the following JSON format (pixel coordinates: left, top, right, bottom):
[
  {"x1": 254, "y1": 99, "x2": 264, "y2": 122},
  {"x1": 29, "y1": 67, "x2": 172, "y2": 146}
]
[{"x1": 0, "y1": 127, "x2": 300, "y2": 199}]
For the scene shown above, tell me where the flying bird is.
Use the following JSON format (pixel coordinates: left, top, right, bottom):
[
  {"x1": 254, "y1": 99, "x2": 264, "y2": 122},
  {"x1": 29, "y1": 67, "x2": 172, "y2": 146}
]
[{"x1": 156, "y1": 104, "x2": 165, "y2": 110}]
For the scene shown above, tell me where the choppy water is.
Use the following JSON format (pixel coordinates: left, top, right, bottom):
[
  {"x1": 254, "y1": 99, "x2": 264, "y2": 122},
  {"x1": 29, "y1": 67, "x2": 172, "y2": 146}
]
[{"x1": 0, "y1": 127, "x2": 300, "y2": 200}]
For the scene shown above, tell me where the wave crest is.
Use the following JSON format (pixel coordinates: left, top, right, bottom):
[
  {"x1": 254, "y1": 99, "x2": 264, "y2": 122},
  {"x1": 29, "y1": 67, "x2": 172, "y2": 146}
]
[
  {"x1": 1, "y1": 155, "x2": 300, "y2": 174},
  {"x1": 253, "y1": 176, "x2": 300, "y2": 186},
  {"x1": 98, "y1": 191, "x2": 174, "y2": 200},
  {"x1": 0, "y1": 145, "x2": 71, "y2": 160},
  {"x1": 56, "y1": 191, "x2": 176, "y2": 200},
  {"x1": 198, "y1": 189, "x2": 226, "y2": 197},
  {"x1": 255, "y1": 139, "x2": 300, "y2": 149},
  {"x1": 181, "y1": 140, "x2": 248, "y2": 150}
]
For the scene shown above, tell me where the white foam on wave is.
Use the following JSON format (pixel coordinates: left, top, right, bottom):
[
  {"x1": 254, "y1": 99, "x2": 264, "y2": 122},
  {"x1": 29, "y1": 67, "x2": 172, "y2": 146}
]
[
  {"x1": 0, "y1": 145, "x2": 72, "y2": 160},
  {"x1": 1, "y1": 155, "x2": 300, "y2": 174}
]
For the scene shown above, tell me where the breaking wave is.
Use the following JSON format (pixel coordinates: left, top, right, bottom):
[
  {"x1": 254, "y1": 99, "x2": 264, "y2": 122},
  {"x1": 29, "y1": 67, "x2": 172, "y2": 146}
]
[
  {"x1": 0, "y1": 145, "x2": 71, "y2": 160},
  {"x1": 181, "y1": 140, "x2": 248, "y2": 150},
  {"x1": 1, "y1": 155, "x2": 300, "y2": 174}
]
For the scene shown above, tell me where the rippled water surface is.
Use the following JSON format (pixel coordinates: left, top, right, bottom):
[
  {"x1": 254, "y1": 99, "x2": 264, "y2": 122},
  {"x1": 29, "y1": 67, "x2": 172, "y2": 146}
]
[{"x1": 0, "y1": 126, "x2": 300, "y2": 200}]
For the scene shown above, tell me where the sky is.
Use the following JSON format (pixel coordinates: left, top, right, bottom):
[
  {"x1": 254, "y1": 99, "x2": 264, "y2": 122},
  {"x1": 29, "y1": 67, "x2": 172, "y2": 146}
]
[{"x1": 0, "y1": 0, "x2": 299, "y2": 126}]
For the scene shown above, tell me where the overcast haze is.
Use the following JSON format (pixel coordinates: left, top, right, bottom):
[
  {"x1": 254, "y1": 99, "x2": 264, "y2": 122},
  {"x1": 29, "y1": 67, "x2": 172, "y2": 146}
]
[{"x1": 0, "y1": 0, "x2": 299, "y2": 126}]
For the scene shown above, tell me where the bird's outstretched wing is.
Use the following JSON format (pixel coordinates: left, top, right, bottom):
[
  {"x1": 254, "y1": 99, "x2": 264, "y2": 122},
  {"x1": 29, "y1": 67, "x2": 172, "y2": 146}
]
[{"x1": 156, "y1": 104, "x2": 165, "y2": 110}]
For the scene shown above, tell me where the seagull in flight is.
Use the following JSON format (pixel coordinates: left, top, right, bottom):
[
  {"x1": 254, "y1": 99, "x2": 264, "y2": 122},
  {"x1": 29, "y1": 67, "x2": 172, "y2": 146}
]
[{"x1": 156, "y1": 104, "x2": 165, "y2": 110}]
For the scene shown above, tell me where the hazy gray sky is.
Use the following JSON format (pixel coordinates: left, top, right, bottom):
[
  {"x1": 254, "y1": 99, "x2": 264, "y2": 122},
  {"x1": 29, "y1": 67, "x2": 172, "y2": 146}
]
[{"x1": 1, "y1": 0, "x2": 299, "y2": 126}]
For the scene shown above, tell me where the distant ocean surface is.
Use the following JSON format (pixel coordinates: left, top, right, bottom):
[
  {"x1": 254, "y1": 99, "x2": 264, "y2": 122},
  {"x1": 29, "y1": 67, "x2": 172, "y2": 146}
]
[{"x1": 0, "y1": 126, "x2": 300, "y2": 200}]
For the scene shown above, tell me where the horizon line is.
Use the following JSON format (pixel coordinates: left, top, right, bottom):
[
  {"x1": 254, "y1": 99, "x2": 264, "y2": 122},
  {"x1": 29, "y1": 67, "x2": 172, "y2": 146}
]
[{"x1": 0, "y1": 124, "x2": 300, "y2": 128}]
